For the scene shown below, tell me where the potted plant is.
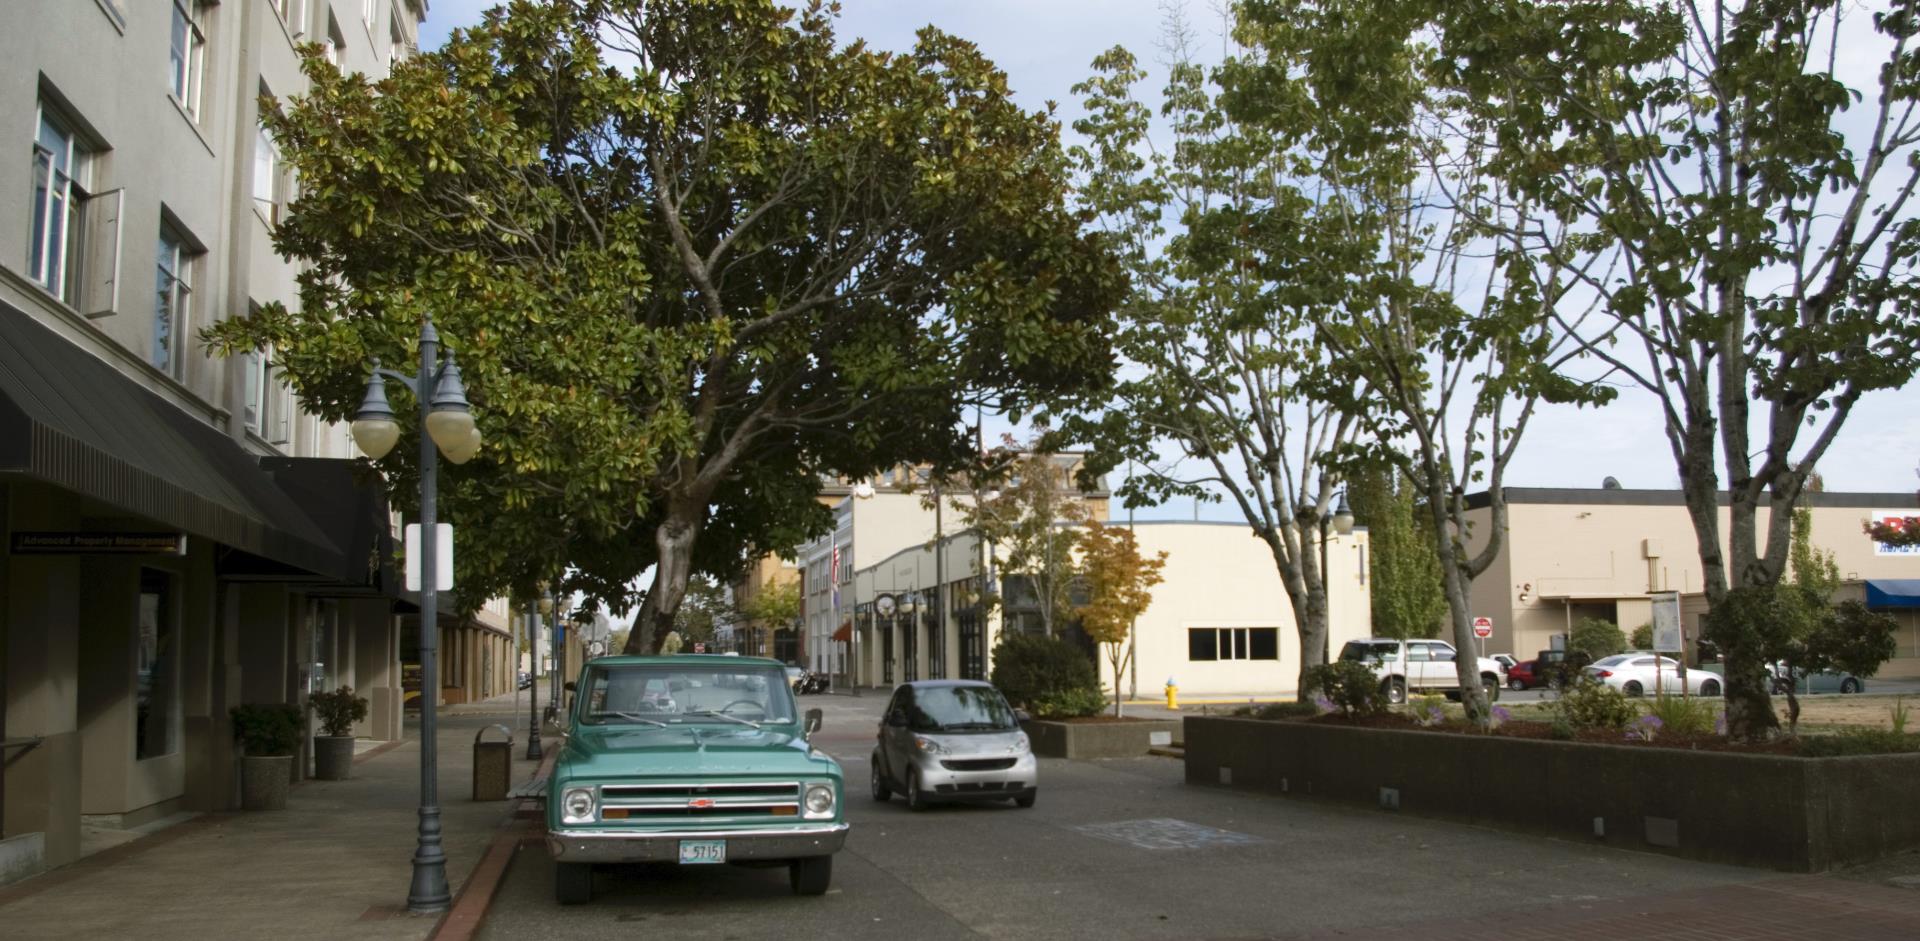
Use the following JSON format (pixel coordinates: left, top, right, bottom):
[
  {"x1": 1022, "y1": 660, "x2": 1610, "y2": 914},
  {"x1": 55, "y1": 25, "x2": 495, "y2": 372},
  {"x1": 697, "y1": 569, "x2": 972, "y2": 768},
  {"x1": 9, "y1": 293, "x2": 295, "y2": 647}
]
[
  {"x1": 308, "y1": 686, "x2": 369, "y2": 781},
  {"x1": 231, "y1": 703, "x2": 302, "y2": 810}
]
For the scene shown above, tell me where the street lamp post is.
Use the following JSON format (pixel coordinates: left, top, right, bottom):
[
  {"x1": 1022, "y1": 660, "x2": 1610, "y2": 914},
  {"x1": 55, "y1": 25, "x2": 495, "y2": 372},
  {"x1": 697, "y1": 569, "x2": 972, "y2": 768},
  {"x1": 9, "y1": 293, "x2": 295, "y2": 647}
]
[
  {"x1": 1319, "y1": 490, "x2": 1355, "y2": 666},
  {"x1": 525, "y1": 595, "x2": 545, "y2": 761},
  {"x1": 350, "y1": 319, "x2": 481, "y2": 915}
]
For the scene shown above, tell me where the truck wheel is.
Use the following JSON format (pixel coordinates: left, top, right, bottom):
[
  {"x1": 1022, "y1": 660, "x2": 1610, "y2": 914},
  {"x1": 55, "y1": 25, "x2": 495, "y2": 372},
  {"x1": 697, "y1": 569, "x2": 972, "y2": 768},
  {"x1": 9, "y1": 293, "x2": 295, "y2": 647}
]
[
  {"x1": 1382, "y1": 677, "x2": 1406, "y2": 705},
  {"x1": 554, "y1": 862, "x2": 593, "y2": 905},
  {"x1": 1482, "y1": 674, "x2": 1502, "y2": 703},
  {"x1": 789, "y1": 855, "x2": 832, "y2": 896}
]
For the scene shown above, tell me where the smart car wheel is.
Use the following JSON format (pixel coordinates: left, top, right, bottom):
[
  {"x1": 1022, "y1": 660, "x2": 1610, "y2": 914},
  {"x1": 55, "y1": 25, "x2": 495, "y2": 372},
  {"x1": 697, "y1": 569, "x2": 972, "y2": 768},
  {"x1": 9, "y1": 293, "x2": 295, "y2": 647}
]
[
  {"x1": 870, "y1": 754, "x2": 891, "y2": 802},
  {"x1": 789, "y1": 855, "x2": 832, "y2": 896},
  {"x1": 1015, "y1": 788, "x2": 1037, "y2": 809},
  {"x1": 554, "y1": 862, "x2": 593, "y2": 905},
  {"x1": 906, "y1": 769, "x2": 929, "y2": 812}
]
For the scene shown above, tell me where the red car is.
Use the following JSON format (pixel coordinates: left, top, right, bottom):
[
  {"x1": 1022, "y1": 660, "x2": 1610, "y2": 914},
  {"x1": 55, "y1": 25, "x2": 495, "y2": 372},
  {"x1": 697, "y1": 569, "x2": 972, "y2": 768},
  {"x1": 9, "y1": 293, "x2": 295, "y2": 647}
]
[{"x1": 1505, "y1": 659, "x2": 1544, "y2": 691}]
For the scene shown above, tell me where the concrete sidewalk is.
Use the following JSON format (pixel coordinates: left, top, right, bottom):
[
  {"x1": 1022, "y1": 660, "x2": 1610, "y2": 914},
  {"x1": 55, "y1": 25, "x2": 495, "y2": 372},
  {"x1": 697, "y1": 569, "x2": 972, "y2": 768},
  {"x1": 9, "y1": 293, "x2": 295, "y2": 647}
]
[{"x1": 0, "y1": 705, "x2": 546, "y2": 941}]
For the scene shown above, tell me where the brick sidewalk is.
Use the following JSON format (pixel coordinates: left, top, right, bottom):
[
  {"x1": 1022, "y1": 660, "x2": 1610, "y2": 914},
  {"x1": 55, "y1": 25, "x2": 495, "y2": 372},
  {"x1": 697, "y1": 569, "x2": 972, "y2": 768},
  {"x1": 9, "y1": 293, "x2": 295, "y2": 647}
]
[{"x1": 0, "y1": 714, "x2": 541, "y2": 941}]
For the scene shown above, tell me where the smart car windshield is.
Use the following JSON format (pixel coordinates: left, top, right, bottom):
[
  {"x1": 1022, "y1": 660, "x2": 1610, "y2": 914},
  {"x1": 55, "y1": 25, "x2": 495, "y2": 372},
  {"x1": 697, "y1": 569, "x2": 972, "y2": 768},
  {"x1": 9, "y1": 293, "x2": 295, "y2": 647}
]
[
  {"x1": 577, "y1": 664, "x2": 795, "y2": 726},
  {"x1": 908, "y1": 685, "x2": 1018, "y2": 732}
]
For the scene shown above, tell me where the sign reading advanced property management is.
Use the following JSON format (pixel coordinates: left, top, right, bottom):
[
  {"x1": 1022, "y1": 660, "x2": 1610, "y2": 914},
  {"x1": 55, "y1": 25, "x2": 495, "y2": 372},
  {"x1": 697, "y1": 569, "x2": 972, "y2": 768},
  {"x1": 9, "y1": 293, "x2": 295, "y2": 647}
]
[{"x1": 10, "y1": 531, "x2": 186, "y2": 555}]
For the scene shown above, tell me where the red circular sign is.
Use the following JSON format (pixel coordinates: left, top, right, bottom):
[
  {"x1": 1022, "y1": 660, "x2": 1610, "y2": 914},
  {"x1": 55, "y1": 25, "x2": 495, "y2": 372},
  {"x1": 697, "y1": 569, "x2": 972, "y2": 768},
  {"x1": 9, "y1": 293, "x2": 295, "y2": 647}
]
[{"x1": 1472, "y1": 617, "x2": 1493, "y2": 638}]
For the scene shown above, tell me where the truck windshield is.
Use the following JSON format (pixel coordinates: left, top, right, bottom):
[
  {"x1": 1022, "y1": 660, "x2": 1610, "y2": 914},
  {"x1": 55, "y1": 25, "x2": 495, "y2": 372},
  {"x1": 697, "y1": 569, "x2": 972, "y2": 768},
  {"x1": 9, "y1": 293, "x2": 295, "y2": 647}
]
[
  {"x1": 1338, "y1": 641, "x2": 1400, "y2": 663},
  {"x1": 577, "y1": 664, "x2": 795, "y2": 726},
  {"x1": 908, "y1": 686, "x2": 1018, "y2": 732}
]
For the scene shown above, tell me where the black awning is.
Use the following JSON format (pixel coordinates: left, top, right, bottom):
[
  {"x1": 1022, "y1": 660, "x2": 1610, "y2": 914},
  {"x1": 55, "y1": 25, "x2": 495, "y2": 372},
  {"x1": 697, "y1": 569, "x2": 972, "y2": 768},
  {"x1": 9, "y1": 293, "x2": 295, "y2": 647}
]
[{"x1": 1, "y1": 302, "x2": 354, "y2": 581}]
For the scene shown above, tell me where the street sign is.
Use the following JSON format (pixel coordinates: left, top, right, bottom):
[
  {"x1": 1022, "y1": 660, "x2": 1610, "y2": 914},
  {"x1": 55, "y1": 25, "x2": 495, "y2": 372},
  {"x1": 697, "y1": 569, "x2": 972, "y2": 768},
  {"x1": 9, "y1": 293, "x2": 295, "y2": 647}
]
[
  {"x1": 1651, "y1": 591, "x2": 1682, "y2": 652},
  {"x1": 693, "y1": 642, "x2": 706, "y2": 653},
  {"x1": 1472, "y1": 617, "x2": 1493, "y2": 639},
  {"x1": 404, "y1": 523, "x2": 453, "y2": 591}
]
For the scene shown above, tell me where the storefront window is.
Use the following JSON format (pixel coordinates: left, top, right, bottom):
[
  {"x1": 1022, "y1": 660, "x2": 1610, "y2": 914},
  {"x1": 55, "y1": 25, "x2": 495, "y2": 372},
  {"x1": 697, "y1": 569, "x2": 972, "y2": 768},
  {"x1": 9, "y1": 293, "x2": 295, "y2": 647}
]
[{"x1": 137, "y1": 569, "x2": 176, "y2": 759}]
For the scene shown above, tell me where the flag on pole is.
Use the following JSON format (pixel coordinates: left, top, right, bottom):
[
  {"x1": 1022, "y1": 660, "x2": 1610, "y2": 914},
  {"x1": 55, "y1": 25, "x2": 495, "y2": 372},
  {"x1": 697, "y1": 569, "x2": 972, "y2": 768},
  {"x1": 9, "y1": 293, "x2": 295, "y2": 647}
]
[{"x1": 830, "y1": 544, "x2": 841, "y2": 609}]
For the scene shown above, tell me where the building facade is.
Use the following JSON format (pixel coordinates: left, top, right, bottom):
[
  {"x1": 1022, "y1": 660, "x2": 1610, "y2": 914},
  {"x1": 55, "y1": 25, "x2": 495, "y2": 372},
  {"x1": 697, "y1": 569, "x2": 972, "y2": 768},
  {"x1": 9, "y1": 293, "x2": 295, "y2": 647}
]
[
  {"x1": 0, "y1": 1, "x2": 534, "y2": 887},
  {"x1": 1462, "y1": 488, "x2": 1920, "y2": 677}
]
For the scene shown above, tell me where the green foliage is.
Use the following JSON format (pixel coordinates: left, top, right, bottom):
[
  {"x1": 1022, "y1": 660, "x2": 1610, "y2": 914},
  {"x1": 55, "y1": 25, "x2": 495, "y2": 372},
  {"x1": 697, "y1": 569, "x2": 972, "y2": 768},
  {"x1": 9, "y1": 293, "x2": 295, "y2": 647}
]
[
  {"x1": 1409, "y1": 692, "x2": 1448, "y2": 727},
  {"x1": 1789, "y1": 507, "x2": 1841, "y2": 600},
  {"x1": 1304, "y1": 661, "x2": 1388, "y2": 718},
  {"x1": 1644, "y1": 695, "x2": 1716, "y2": 738},
  {"x1": 737, "y1": 576, "x2": 801, "y2": 658},
  {"x1": 1710, "y1": 584, "x2": 1899, "y2": 733},
  {"x1": 1795, "y1": 730, "x2": 1920, "y2": 758},
  {"x1": 231, "y1": 703, "x2": 303, "y2": 757},
  {"x1": 1893, "y1": 699, "x2": 1911, "y2": 737},
  {"x1": 671, "y1": 576, "x2": 733, "y2": 646},
  {"x1": 1554, "y1": 678, "x2": 1637, "y2": 733},
  {"x1": 1548, "y1": 712, "x2": 1575, "y2": 741},
  {"x1": 1569, "y1": 618, "x2": 1627, "y2": 660},
  {"x1": 990, "y1": 633, "x2": 1101, "y2": 711},
  {"x1": 307, "y1": 686, "x2": 369, "y2": 738},
  {"x1": 1350, "y1": 464, "x2": 1445, "y2": 640},
  {"x1": 1630, "y1": 623, "x2": 1653, "y2": 651},
  {"x1": 211, "y1": 0, "x2": 1119, "y2": 634},
  {"x1": 957, "y1": 448, "x2": 1091, "y2": 638},
  {"x1": 1030, "y1": 685, "x2": 1110, "y2": 720},
  {"x1": 1074, "y1": 519, "x2": 1167, "y2": 715},
  {"x1": 1251, "y1": 701, "x2": 1322, "y2": 720}
]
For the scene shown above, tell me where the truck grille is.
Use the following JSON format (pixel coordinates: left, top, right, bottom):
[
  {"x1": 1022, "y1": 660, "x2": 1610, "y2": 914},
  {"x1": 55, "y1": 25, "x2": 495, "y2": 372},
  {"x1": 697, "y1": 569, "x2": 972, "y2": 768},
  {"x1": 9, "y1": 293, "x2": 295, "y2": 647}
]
[
  {"x1": 599, "y1": 782, "x2": 801, "y2": 820},
  {"x1": 941, "y1": 758, "x2": 1017, "y2": 772}
]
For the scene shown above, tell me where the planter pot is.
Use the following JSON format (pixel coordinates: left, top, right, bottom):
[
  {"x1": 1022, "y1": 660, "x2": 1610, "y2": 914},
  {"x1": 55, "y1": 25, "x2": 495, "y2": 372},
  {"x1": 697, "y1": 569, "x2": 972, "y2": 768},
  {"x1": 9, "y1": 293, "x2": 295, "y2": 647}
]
[
  {"x1": 313, "y1": 735, "x2": 355, "y2": 781},
  {"x1": 241, "y1": 755, "x2": 293, "y2": 811},
  {"x1": 1020, "y1": 718, "x2": 1183, "y2": 759},
  {"x1": 1183, "y1": 716, "x2": 1920, "y2": 872}
]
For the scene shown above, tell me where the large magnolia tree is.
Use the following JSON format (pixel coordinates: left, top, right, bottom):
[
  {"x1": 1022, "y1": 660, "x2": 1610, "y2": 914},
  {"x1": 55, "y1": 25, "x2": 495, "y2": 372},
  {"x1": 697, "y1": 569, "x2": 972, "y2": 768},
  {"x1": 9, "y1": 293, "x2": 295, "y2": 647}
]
[{"x1": 212, "y1": 0, "x2": 1119, "y2": 642}]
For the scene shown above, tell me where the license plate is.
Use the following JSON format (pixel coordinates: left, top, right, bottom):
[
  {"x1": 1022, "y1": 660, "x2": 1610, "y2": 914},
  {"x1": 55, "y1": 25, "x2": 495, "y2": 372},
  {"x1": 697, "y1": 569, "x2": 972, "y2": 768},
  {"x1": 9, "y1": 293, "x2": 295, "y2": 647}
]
[{"x1": 678, "y1": 840, "x2": 726, "y2": 865}]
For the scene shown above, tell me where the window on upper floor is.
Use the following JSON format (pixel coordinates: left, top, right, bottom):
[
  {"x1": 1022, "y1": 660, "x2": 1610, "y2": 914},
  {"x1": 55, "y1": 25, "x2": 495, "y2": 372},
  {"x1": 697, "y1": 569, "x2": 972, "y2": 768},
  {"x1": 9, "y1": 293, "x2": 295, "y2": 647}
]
[
  {"x1": 324, "y1": 14, "x2": 344, "y2": 67},
  {"x1": 153, "y1": 225, "x2": 199, "y2": 379},
  {"x1": 363, "y1": 0, "x2": 377, "y2": 30},
  {"x1": 30, "y1": 103, "x2": 91, "y2": 304},
  {"x1": 389, "y1": 10, "x2": 411, "y2": 70},
  {"x1": 169, "y1": 1, "x2": 207, "y2": 120},
  {"x1": 253, "y1": 117, "x2": 282, "y2": 223}
]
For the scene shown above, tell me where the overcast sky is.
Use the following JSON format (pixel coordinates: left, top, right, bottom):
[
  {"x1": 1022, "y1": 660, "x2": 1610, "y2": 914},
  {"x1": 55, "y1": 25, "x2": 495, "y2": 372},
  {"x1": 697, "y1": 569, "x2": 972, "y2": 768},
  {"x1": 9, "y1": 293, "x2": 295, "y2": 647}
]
[{"x1": 415, "y1": 1, "x2": 1920, "y2": 514}]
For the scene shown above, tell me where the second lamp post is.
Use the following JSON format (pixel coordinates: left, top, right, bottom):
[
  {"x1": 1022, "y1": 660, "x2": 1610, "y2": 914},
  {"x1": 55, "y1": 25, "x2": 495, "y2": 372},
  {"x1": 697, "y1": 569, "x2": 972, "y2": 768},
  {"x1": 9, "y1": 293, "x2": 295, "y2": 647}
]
[{"x1": 349, "y1": 319, "x2": 481, "y2": 915}]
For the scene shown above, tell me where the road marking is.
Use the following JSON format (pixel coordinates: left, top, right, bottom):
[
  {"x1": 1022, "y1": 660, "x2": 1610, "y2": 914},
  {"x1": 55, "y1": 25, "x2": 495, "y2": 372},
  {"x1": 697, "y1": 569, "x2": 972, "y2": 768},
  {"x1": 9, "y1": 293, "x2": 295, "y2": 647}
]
[{"x1": 1071, "y1": 818, "x2": 1266, "y2": 851}]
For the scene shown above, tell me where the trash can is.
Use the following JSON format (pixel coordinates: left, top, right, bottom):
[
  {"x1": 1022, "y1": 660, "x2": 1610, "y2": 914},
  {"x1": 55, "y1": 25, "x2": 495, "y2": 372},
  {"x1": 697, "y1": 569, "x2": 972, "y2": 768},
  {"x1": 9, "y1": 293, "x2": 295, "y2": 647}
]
[{"x1": 473, "y1": 724, "x2": 514, "y2": 801}]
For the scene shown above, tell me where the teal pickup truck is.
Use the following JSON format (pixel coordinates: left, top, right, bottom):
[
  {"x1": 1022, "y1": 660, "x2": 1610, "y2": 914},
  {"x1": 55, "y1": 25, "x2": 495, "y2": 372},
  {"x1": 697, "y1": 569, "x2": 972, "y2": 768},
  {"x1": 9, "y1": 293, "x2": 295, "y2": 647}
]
[{"x1": 545, "y1": 655, "x2": 847, "y2": 903}]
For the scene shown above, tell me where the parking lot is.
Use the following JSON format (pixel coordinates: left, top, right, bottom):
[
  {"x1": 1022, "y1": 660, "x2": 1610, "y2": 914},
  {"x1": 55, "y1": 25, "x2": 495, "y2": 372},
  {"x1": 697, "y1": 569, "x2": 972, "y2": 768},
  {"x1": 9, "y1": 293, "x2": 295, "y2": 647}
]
[{"x1": 478, "y1": 690, "x2": 1800, "y2": 941}]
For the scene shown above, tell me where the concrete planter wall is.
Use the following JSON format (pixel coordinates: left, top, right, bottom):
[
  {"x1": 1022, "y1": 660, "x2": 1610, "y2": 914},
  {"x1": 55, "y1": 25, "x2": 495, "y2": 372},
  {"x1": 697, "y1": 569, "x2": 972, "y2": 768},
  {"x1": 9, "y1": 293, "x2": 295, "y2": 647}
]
[
  {"x1": 312, "y1": 736, "x2": 355, "y2": 781},
  {"x1": 1022, "y1": 718, "x2": 1182, "y2": 759},
  {"x1": 1184, "y1": 717, "x2": 1920, "y2": 872},
  {"x1": 240, "y1": 756, "x2": 293, "y2": 811}
]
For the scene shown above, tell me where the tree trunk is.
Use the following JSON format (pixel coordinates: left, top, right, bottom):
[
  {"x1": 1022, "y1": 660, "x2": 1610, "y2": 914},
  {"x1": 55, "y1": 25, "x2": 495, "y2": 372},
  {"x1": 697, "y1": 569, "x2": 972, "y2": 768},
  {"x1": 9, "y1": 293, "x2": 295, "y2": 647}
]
[
  {"x1": 623, "y1": 497, "x2": 706, "y2": 656},
  {"x1": 1270, "y1": 532, "x2": 1328, "y2": 702}
]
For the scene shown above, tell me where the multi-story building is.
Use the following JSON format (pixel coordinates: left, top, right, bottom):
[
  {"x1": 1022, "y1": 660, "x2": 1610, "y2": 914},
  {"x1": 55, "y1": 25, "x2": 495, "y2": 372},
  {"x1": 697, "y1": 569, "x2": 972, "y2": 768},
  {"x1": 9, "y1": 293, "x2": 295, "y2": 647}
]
[
  {"x1": 2, "y1": 1, "x2": 514, "y2": 885},
  {"x1": 1462, "y1": 487, "x2": 1920, "y2": 677}
]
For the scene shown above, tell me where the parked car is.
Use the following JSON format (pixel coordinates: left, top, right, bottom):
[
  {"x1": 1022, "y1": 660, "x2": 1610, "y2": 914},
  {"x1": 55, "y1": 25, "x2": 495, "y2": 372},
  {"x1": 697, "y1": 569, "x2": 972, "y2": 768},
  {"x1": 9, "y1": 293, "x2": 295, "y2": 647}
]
[
  {"x1": 872, "y1": 680, "x2": 1036, "y2": 811},
  {"x1": 545, "y1": 655, "x2": 845, "y2": 904},
  {"x1": 1769, "y1": 663, "x2": 1864, "y2": 695},
  {"x1": 1490, "y1": 653, "x2": 1519, "y2": 673},
  {"x1": 516, "y1": 671, "x2": 533, "y2": 691},
  {"x1": 1336, "y1": 638, "x2": 1505, "y2": 704},
  {"x1": 1583, "y1": 653, "x2": 1721, "y2": 697},
  {"x1": 1504, "y1": 659, "x2": 1545, "y2": 691}
]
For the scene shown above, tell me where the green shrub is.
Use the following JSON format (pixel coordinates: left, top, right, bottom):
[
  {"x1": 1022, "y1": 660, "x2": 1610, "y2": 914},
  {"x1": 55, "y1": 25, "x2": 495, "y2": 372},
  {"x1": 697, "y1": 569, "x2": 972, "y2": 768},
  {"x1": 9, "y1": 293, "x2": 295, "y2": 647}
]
[
  {"x1": 308, "y1": 686, "x2": 369, "y2": 738},
  {"x1": 1030, "y1": 685, "x2": 1108, "y2": 719},
  {"x1": 1630, "y1": 622, "x2": 1653, "y2": 650},
  {"x1": 1795, "y1": 729, "x2": 1920, "y2": 757},
  {"x1": 1554, "y1": 677, "x2": 1636, "y2": 732},
  {"x1": 1644, "y1": 695, "x2": 1716, "y2": 737},
  {"x1": 1255, "y1": 701, "x2": 1321, "y2": 720},
  {"x1": 1409, "y1": 692, "x2": 1448, "y2": 727},
  {"x1": 1549, "y1": 712, "x2": 1575, "y2": 740},
  {"x1": 1893, "y1": 698, "x2": 1911, "y2": 736},
  {"x1": 1570, "y1": 617, "x2": 1628, "y2": 660},
  {"x1": 991, "y1": 633, "x2": 1099, "y2": 709},
  {"x1": 1304, "y1": 661, "x2": 1388, "y2": 717},
  {"x1": 231, "y1": 703, "x2": 302, "y2": 757}
]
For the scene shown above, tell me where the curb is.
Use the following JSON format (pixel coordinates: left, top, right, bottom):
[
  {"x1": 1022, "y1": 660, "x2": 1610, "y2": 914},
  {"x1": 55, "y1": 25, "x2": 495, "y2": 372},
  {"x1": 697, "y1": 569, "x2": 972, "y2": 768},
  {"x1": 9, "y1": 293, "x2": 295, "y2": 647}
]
[
  {"x1": 427, "y1": 749, "x2": 560, "y2": 940},
  {"x1": 354, "y1": 739, "x2": 407, "y2": 764}
]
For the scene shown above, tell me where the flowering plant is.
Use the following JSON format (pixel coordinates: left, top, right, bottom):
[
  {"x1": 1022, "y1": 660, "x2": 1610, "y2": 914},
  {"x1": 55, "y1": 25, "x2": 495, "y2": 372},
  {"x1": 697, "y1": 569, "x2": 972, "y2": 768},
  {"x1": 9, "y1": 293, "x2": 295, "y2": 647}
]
[{"x1": 1626, "y1": 713, "x2": 1664, "y2": 743}]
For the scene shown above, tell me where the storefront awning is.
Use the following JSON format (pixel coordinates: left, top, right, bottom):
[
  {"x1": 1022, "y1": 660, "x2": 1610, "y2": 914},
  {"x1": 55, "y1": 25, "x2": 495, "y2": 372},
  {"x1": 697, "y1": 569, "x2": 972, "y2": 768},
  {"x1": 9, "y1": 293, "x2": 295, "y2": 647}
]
[
  {"x1": 1865, "y1": 579, "x2": 1920, "y2": 610},
  {"x1": 1, "y1": 303, "x2": 354, "y2": 581},
  {"x1": 832, "y1": 622, "x2": 852, "y2": 642}
]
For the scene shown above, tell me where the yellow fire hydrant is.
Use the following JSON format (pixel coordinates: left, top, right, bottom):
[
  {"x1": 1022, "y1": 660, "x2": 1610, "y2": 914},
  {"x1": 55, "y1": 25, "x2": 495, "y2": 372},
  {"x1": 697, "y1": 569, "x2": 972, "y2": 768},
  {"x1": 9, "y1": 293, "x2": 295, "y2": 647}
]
[{"x1": 1165, "y1": 677, "x2": 1179, "y2": 710}]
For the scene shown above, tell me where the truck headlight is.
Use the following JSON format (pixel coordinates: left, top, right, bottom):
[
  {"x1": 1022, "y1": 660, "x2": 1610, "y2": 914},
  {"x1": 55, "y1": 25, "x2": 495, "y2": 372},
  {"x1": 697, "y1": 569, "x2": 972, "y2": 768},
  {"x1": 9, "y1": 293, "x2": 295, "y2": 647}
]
[
  {"x1": 803, "y1": 783, "x2": 836, "y2": 819},
  {"x1": 561, "y1": 787, "x2": 597, "y2": 824}
]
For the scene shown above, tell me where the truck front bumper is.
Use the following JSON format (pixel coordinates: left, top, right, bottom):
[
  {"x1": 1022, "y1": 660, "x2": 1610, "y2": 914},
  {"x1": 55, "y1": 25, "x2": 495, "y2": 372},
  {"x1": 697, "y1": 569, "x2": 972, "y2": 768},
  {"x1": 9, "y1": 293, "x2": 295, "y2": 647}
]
[{"x1": 547, "y1": 823, "x2": 849, "y2": 863}]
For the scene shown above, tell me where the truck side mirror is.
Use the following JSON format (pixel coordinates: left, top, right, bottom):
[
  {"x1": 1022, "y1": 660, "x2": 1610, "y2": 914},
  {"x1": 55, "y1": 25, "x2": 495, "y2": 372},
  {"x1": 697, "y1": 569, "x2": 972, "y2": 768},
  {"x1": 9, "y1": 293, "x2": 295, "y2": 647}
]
[{"x1": 805, "y1": 708, "x2": 823, "y2": 736}]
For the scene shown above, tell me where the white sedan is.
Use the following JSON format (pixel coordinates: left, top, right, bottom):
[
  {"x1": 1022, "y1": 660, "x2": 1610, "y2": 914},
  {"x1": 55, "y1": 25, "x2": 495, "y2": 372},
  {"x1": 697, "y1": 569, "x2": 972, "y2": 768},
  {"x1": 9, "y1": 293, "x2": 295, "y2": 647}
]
[{"x1": 1584, "y1": 654, "x2": 1723, "y2": 697}]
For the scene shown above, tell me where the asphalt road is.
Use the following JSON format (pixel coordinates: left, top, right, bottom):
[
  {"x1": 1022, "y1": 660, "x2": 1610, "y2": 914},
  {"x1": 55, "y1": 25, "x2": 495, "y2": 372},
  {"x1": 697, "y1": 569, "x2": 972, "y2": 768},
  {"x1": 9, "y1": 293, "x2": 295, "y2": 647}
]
[{"x1": 476, "y1": 691, "x2": 1779, "y2": 941}]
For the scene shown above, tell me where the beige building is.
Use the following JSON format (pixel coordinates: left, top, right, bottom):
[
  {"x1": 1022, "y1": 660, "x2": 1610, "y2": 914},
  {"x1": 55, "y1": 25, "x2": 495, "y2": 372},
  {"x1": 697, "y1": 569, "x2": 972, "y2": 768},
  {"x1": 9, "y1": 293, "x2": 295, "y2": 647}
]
[
  {"x1": 1463, "y1": 488, "x2": 1920, "y2": 677},
  {"x1": 1, "y1": 0, "x2": 519, "y2": 886}
]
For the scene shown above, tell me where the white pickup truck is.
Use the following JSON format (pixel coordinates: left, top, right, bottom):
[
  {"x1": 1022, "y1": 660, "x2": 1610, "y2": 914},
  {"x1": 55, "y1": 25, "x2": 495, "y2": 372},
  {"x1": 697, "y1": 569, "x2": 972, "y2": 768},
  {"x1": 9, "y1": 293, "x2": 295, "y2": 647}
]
[{"x1": 1336, "y1": 638, "x2": 1506, "y2": 704}]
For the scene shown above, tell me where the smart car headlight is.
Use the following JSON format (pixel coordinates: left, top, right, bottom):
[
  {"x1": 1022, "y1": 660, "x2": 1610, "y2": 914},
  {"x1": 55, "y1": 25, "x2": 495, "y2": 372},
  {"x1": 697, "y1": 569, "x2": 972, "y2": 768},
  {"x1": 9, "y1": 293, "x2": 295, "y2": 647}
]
[
  {"x1": 561, "y1": 786, "x2": 597, "y2": 824},
  {"x1": 913, "y1": 735, "x2": 945, "y2": 754},
  {"x1": 1008, "y1": 731, "x2": 1030, "y2": 755},
  {"x1": 803, "y1": 783, "x2": 837, "y2": 819}
]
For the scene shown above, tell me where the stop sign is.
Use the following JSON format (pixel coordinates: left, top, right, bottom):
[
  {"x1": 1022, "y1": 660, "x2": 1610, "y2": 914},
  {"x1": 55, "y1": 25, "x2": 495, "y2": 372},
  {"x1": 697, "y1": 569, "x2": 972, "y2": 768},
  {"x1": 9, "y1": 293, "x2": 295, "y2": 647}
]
[
  {"x1": 1472, "y1": 617, "x2": 1493, "y2": 639},
  {"x1": 693, "y1": 642, "x2": 706, "y2": 653}
]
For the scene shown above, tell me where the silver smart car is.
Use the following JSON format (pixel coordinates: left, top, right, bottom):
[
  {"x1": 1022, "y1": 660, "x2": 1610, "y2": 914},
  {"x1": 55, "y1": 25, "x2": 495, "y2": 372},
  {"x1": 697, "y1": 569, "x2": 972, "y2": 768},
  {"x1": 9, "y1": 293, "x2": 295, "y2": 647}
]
[{"x1": 870, "y1": 680, "x2": 1037, "y2": 810}]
